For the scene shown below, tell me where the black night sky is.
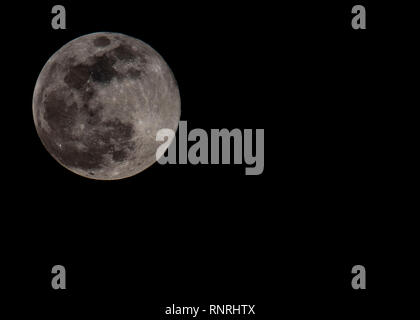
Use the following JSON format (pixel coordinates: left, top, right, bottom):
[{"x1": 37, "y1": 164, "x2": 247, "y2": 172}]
[{"x1": 0, "y1": 0, "x2": 415, "y2": 318}]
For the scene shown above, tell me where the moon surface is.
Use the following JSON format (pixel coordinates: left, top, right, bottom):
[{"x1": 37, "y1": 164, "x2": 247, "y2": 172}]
[{"x1": 33, "y1": 32, "x2": 180, "y2": 180}]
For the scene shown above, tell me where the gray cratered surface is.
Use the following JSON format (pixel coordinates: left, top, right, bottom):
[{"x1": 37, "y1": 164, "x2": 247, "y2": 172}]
[{"x1": 33, "y1": 32, "x2": 180, "y2": 180}]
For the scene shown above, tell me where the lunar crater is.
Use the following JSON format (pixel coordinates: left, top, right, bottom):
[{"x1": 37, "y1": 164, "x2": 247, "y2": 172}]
[{"x1": 93, "y1": 36, "x2": 111, "y2": 47}]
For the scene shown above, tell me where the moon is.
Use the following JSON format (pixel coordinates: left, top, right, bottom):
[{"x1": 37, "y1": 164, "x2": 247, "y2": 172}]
[{"x1": 33, "y1": 32, "x2": 181, "y2": 180}]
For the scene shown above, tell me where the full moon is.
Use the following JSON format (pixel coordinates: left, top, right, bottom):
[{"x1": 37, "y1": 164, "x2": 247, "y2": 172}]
[{"x1": 33, "y1": 32, "x2": 180, "y2": 180}]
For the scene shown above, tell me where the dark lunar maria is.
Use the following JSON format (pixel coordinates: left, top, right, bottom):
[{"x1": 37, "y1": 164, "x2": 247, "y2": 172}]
[{"x1": 33, "y1": 32, "x2": 181, "y2": 180}]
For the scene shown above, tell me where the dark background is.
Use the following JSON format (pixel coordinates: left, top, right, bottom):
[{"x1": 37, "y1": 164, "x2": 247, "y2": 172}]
[{"x1": 1, "y1": 0, "x2": 416, "y2": 318}]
